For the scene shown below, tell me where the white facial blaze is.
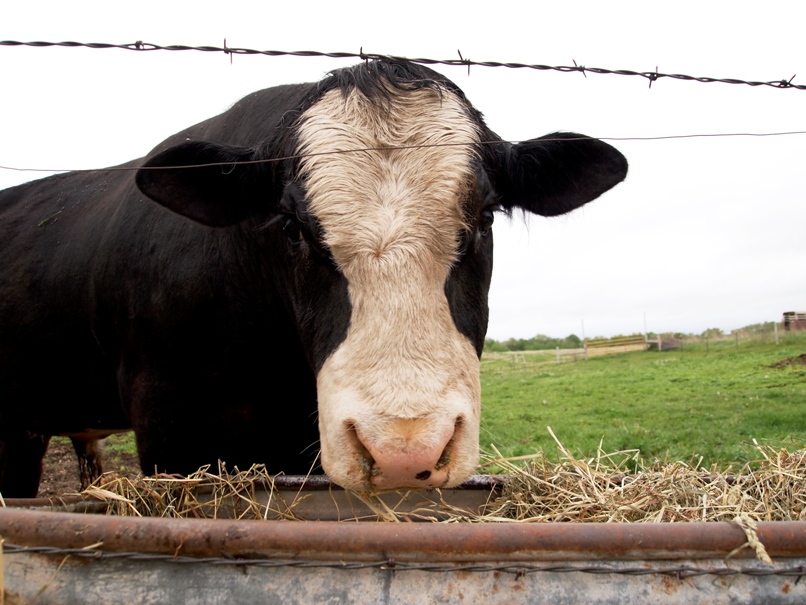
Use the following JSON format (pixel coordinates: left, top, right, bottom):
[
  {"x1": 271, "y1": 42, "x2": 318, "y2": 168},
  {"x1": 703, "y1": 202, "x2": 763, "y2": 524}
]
[{"x1": 297, "y1": 84, "x2": 482, "y2": 490}]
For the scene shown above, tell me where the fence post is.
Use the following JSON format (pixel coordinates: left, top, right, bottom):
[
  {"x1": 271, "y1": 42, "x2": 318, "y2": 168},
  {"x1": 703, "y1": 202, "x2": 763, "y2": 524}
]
[
  {"x1": 556, "y1": 346, "x2": 560, "y2": 365},
  {"x1": 735, "y1": 332, "x2": 739, "y2": 349},
  {"x1": 581, "y1": 319, "x2": 588, "y2": 361},
  {"x1": 775, "y1": 322, "x2": 779, "y2": 345}
]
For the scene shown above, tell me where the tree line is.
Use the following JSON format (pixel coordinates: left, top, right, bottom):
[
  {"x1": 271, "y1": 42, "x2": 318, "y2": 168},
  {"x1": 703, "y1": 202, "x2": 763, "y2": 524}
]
[
  {"x1": 484, "y1": 321, "x2": 781, "y2": 353},
  {"x1": 484, "y1": 334, "x2": 582, "y2": 352}
]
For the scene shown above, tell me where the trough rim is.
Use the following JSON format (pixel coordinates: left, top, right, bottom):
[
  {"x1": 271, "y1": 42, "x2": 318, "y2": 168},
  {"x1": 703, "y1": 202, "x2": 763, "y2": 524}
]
[{"x1": 1, "y1": 507, "x2": 805, "y2": 563}]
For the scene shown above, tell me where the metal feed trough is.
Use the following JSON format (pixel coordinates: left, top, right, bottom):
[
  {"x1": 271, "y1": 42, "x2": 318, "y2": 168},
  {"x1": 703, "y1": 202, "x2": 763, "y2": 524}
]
[{"x1": 2, "y1": 476, "x2": 806, "y2": 604}]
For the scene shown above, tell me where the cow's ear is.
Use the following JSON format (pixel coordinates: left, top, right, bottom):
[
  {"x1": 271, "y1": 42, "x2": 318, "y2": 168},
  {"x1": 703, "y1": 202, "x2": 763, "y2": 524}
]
[
  {"x1": 496, "y1": 133, "x2": 628, "y2": 217},
  {"x1": 136, "y1": 141, "x2": 267, "y2": 227}
]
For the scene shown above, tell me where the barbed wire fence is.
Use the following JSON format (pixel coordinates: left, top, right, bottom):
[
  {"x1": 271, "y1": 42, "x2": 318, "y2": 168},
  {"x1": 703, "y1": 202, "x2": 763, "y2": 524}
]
[
  {"x1": 1, "y1": 40, "x2": 804, "y2": 176},
  {"x1": 1, "y1": 39, "x2": 802, "y2": 91}
]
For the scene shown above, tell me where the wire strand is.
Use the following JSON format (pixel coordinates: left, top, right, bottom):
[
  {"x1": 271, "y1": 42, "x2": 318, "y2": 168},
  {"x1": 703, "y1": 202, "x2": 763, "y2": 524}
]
[
  {"x1": 2, "y1": 131, "x2": 805, "y2": 175},
  {"x1": 0, "y1": 39, "x2": 802, "y2": 91}
]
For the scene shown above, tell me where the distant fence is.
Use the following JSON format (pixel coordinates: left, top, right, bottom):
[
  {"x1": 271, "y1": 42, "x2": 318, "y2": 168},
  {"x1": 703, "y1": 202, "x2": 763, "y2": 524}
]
[
  {"x1": 550, "y1": 335, "x2": 647, "y2": 364},
  {"x1": 584, "y1": 335, "x2": 647, "y2": 358},
  {"x1": 557, "y1": 333, "x2": 682, "y2": 363},
  {"x1": 489, "y1": 324, "x2": 805, "y2": 365},
  {"x1": 645, "y1": 335, "x2": 683, "y2": 352}
]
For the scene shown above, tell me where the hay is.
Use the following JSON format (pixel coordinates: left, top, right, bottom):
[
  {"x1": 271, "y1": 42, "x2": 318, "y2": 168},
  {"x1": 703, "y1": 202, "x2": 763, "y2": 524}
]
[
  {"x1": 82, "y1": 436, "x2": 806, "y2": 525},
  {"x1": 84, "y1": 463, "x2": 310, "y2": 520},
  {"x1": 82, "y1": 462, "x2": 472, "y2": 522},
  {"x1": 482, "y1": 432, "x2": 806, "y2": 524}
]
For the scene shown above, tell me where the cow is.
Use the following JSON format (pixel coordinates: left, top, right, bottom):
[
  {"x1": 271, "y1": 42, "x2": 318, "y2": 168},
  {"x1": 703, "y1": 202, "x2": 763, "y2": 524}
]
[{"x1": 0, "y1": 60, "x2": 627, "y2": 497}]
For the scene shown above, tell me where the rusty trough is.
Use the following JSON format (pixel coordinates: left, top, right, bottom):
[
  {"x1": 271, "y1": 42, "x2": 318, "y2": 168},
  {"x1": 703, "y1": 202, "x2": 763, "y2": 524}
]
[{"x1": 2, "y1": 477, "x2": 806, "y2": 604}]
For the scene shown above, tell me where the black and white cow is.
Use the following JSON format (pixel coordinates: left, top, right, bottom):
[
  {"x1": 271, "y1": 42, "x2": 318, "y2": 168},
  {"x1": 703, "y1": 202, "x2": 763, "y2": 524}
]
[{"x1": 0, "y1": 61, "x2": 627, "y2": 497}]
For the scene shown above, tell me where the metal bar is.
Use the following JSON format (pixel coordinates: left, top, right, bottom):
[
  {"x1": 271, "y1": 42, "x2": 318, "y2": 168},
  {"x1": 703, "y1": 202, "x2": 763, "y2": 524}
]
[{"x1": 2, "y1": 507, "x2": 806, "y2": 562}]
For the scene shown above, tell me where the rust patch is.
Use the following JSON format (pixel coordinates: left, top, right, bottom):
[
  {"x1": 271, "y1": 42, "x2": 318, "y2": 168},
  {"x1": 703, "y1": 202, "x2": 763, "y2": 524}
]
[
  {"x1": 659, "y1": 574, "x2": 681, "y2": 595},
  {"x1": 4, "y1": 590, "x2": 30, "y2": 605}
]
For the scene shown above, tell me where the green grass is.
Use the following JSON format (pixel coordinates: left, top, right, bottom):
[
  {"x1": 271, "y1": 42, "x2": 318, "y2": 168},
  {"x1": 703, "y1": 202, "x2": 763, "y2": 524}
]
[
  {"x1": 103, "y1": 432, "x2": 138, "y2": 456},
  {"x1": 54, "y1": 333, "x2": 806, "y2": 475},
  {"x1": 480, "y1": 333, "x2": 806, "y2": 469}
]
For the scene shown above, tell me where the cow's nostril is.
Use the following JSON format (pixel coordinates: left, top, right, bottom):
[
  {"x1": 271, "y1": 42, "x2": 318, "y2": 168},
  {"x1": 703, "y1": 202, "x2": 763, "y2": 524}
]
[
  {"x1": 415, "y1": 470, "x2": 432, "y2": 480},
  {"x1": 434, "y1": 443, "x2": 452, "y2": 470},
  {"x1": 434, "y1": 416, "x2": 462, "y2": 471},
  {"x1": 346, "y1": 423, "x2": 376, "y2": 481}
]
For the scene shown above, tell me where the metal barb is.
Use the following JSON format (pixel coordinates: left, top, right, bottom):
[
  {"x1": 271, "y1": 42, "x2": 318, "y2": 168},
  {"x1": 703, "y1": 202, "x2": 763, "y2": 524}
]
[
  {"x1": 457, "y1": 49, "x2": 470, "y2": 76},
  {"x1": 648, "y1": 66, "x2": 659, "y2": 89}
]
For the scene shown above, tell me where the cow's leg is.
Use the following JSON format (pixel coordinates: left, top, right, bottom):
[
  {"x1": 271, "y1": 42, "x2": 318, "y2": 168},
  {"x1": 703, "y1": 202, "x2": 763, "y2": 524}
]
[
  {"x1": 71, "y1": 437, "x2": 103, "y2": 490},
  {"x1": 0, "y1": 433, "x2": 50, "y2": 498}
]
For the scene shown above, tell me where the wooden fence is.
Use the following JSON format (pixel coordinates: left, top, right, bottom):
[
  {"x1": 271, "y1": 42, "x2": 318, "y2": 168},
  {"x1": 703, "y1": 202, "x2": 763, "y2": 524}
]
[
  {"x1": 551, "y1": 335, "x2": 647, "y2": 364},
  {"x1": 584, "y1": 335, "x2": 647, "y2": 358}
]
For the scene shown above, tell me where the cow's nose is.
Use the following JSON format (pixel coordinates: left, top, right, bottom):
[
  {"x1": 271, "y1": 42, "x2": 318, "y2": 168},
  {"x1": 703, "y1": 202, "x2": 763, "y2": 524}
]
[{"x1": 348, "y1": 418, "x2": 460, "y2": 490}]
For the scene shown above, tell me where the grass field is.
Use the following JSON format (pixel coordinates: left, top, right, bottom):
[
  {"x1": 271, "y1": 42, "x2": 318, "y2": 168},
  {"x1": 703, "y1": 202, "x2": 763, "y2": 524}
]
[
  {"x1": 480, "y1": 332, "x2": 806, "y2": 470},
  {"x1": 83, "y1": 332, "x2": 806, "y2": 477}
]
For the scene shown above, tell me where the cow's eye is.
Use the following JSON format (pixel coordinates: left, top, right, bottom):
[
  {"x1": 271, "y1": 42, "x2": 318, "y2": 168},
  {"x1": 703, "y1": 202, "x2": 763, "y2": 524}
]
[
  {"x1": 479, "y1": 208, "x2": 495, "y2": 237},
  {"x1": 282, "y1": 216, "x2": 304, "y2": 244}
]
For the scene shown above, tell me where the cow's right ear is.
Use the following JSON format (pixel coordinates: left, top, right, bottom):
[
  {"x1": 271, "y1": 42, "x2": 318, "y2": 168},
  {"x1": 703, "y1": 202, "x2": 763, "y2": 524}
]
[
  {"x1": 495, "y1": 133, "x2": 628, "y2": 217},
  {"x1": 136, "y1": 141, "x2": 268, "y2": 227}
]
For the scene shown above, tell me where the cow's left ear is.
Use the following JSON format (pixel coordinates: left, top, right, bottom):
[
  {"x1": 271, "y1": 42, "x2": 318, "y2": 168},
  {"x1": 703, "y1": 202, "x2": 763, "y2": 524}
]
[
  {"x1": 495, "y1": 133, "x2": 628, "y2": 217},
  {"x1": 136, "y1": 141, "x2": 268, "y2": 227}
]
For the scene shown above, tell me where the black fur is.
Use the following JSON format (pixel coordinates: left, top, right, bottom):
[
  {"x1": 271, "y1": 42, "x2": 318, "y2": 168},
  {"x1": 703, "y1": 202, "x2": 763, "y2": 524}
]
[{"x1": 0, "y1": 61, "x2": 627, "y2": 496}]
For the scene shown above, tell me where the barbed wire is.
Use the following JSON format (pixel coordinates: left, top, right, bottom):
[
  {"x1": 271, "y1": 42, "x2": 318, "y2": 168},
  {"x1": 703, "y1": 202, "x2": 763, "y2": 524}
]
[
  {"x1": 2, "y1": 130, "x2": 805, "y2": 176},
  {"x1": 0, "y1": 39, "x2": 802, "y2": 91},
  {"x1": 5, "y1": 543, "x2": 805, "y2": 578}
]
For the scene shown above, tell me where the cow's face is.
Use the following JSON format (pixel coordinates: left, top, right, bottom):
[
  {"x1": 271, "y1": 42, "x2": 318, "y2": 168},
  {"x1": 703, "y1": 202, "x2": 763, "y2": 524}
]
[
  {"x1": 294, "y1": 86, "x2": 487, "y2": 490},
  {"x1": 136, "y1": 64, "x2": 628, "y2": 492}
]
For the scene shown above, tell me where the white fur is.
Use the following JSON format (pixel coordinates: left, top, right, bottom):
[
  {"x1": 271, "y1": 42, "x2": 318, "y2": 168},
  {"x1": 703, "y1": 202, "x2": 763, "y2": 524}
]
[{"x1": 297, "y1": 83, "x2": 481, "y2": 490}]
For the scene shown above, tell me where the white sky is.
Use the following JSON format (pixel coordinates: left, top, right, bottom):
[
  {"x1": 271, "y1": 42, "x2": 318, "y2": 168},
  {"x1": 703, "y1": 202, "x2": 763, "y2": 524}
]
[{"x1": 1, "y1": 1, "x2": 804, "y2": 340}]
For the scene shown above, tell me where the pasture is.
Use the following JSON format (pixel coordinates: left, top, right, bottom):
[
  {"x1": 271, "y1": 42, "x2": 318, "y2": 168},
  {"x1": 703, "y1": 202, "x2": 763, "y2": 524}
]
[
  {"x1": 480, "y1": 332, "x2": 806, "y2": 470},
  {"x1": 40, "y1": 330, "x2": 806, "y2": 495}
]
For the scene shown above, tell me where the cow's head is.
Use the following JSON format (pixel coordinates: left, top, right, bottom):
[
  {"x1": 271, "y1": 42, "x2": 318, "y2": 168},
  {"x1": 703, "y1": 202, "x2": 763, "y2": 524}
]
[{"x1": 136, "y1": 61, "x2": 627, "y2": 492}]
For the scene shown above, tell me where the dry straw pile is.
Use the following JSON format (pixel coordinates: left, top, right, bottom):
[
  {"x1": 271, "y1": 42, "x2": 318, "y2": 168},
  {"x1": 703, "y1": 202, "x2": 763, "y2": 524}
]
[
  {"x1": 84, "y1": 464, "x2": 310, "y2": 520},
  {"x1": 83, "y1": 434, "x2": 806, "y2": 525},
  {"x1": 481, "y1": 434, "x2": 806, "y2": 524}
]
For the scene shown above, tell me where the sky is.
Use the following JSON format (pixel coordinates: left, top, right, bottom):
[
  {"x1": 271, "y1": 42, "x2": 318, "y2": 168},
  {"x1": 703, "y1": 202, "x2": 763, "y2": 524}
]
[{"x1": 1, "y1": 1, "x2": 804, "y2": 341}]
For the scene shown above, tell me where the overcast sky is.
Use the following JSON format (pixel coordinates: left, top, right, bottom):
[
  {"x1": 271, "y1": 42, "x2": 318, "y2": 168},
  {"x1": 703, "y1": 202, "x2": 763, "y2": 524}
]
[{"x1": 1, "y1": 1, "x2": 804, "y2": 340}]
